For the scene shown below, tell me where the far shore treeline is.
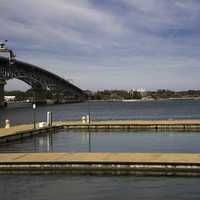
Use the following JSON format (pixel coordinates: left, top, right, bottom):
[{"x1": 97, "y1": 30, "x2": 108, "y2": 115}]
[{"x1": 4, "y1": 89, "x2": 200, "y2": 101}]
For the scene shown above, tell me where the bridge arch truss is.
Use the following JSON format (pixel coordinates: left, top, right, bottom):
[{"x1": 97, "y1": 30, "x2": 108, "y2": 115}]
[{"x1": 0, "y1": 56, "x2": 86, "y2": 100}]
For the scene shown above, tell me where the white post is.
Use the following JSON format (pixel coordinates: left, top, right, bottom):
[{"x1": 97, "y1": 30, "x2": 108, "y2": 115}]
[
  {"x1": 81, "y1": 116, "x2": 86, "y2": 124},
  {"x1": 86, "y1": 115, "x2": 90, "y2": 124},
  {"x1": 33, "y1": 103, "x2": 36, "y2": 129},
  {"x1": 47, "y1": 111, "x2": 52, "y2": 126},
  {"x1": 5, "y1": 119, "x2": 10, "y2": 128}
]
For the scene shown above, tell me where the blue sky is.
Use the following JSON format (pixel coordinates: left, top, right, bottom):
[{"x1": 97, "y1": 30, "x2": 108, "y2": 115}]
[{"x1": 1, "y1": 0, "x2": 200, "y2": 91}]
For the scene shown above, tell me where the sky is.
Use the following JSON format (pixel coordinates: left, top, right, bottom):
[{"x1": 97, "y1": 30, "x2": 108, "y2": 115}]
[{"x1": 1, "y1": 0, "x2": 200, "y2": 91}]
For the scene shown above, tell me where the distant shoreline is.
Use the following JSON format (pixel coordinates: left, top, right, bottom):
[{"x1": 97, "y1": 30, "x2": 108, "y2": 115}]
[{"x1": 90, "y1": 97, "x2": 200, "y2": 102}]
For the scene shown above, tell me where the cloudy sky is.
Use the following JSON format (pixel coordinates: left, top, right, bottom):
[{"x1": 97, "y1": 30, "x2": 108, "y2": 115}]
[{"x1": 1, "y1": 0, "x2": 200, "y2": 91}]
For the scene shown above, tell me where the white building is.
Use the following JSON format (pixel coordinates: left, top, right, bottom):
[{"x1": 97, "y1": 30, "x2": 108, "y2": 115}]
[
  {"x1": 136, "y1": 88, "x2": 146, "y2": 93},
  {"x1": 4, "y1": 96, "x2": 16, "y2": 102}
]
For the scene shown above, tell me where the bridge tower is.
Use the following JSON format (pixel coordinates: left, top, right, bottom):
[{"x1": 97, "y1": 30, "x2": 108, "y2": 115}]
[{"x1": 0, "y1": 79, "x2": 6, "y2": 107}]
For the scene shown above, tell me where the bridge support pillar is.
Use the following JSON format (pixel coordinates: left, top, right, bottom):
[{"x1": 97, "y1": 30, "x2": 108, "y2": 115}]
[
  {"x1": 52, "y1": 92, "x2": 64, "y2": 104},
  {"x1": 34, "y1": 89, "x2": 47, "y2": 104},
  {"x1": 0, "y1": 79, "x2": 6, "y2": 107}
]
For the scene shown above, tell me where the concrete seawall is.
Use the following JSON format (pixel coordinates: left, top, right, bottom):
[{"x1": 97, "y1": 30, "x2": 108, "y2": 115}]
[{"x1": 0, "y1": 153, "x2": 200, "y2": 176}]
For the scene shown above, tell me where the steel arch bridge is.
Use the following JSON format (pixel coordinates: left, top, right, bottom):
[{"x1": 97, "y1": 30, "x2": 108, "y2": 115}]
[{"x1": 0, "y1": 56, "x2": 86, "y2": 105}]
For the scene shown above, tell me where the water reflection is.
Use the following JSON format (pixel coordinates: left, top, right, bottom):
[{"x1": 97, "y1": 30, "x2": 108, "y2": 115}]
[
  {"x1": 80, "y1": 131, "x2": 92, "y2": 152},
  {"x1": 88, "y1": 130, "x2": 91, "y2": 152},
  {"x1": 1, "y1": 131, "x2": 200, "y2": 153},
  {"x1": 33, "y1": 132, "x2": 54, "y2": 152}
]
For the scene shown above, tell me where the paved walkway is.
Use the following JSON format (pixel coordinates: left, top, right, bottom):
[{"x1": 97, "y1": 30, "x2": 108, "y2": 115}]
[
  {"x1": 0, "y1": 124, "x2": 34, "y2": 137},
  {"x1": 0, "y1": 152, "x2": 200, "y2": 164},
  {"x1": 0, "y1": 119, "x2": 200, "y2": 138}
]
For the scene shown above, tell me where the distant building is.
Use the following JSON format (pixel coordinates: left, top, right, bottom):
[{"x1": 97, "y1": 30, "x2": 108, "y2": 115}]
[
  {"x1": 136, "y1": 88, "x2": 146, "y2": 93},
  {"x1": 129, "y1": 88, "x2": 146, "y2": 93},
  {"x1": 4, "y1": 96, "x2": 16, "y2": 102}
]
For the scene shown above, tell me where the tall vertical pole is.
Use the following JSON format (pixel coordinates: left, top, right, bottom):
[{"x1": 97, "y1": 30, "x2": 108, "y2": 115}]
[
  {"x1": 33, "y1": 90, "x2": 36, "y2": 129},
  {"x1": 87, "y1": 96, "x2": 91, "y2": 152},
  {"x1": 33, "y1": 103, "x2": 36, "y2": 129},
  {"x1": 88, "y1": 130, "x2": 91, "y2": 152},
  {"x1": 87, "y1": 98, "x2": 91, "y2": 124}
]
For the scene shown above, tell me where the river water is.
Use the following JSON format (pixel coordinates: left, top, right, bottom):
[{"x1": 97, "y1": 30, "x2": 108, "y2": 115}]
[
  {"x1": 1, "y1": 99, "x2": 200, "y2": 127},
  {"x1": 0, "y1": 131, "x2": 200, "y2": 153},
  {"x1": 1, "y1": 175, "x2": 200, "y2": 200},
  {"x1": 1, "y1": 100, "x2": 200, "y2": 199}
]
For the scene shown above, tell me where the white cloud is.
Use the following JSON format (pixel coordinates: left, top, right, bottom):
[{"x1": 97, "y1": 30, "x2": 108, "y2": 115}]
[{"x1": 1, "y1": 0, "x2": 200, "y2": 90}]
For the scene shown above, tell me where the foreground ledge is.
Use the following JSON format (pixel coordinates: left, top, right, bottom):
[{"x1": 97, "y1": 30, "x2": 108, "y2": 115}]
[{"x1": 0, "y1": 152, "x2": 200, "y2": 176}]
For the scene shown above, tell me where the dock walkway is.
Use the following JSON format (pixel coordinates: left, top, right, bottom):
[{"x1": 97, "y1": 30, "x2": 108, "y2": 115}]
[
  {"x1": 0, "y1": 152, "x2": 200, "y2": 176},
  {"x1": 1, "y1": 119, "x2": 200, "y2": 143},
  {"x1": 1, "y1": 120, "x2": 200, "y2": 176}
]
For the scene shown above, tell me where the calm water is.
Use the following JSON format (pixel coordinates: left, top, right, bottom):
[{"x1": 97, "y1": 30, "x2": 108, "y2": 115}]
[
  {"x1": 1, "y1": 99, "x2": 200, "y2": 127},
  {"x1": 0, "y1": 131, "x2": 200, "y2": 153},
  {"x1": 0, "y1": 175, "x2": 200, "y2": 200},
  {"x1": 1, "y1": 100, "x2": 200, "y2": 199}
]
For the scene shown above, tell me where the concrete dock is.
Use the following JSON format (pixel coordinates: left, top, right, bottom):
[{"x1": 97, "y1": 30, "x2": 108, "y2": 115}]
[
  {"x1": 1, "y1": 120, "x2": 200, "y2": 176},
  {"x1": 63, "y1": 119, "x2": 200, "y2": 131},
  {"x1": 1, "y1": 119, "x2": 200, "y2": 144},
  {"x1": 0, "y1": 152, "x2": 200, "y2": 176}
]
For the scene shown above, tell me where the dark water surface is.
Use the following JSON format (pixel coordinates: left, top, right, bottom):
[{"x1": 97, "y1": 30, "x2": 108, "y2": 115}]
[
  {"x1": 1, "y1": 99, "x2": 200, "y2": 127},
  {"x1": 0, "y1": 131, "x2": 200, "y2": 153},
  {"x1": 0, "y1": 175, "x2": 200, "y2": 200}
]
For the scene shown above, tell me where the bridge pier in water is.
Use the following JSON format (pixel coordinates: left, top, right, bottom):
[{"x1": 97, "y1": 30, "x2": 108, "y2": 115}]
[
  {"x1": 0, "y1": 79, "x2": 6, "y2": 107},
  {"x1": 34, "y1": 89, "x2": 47, "y2": 104}
]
